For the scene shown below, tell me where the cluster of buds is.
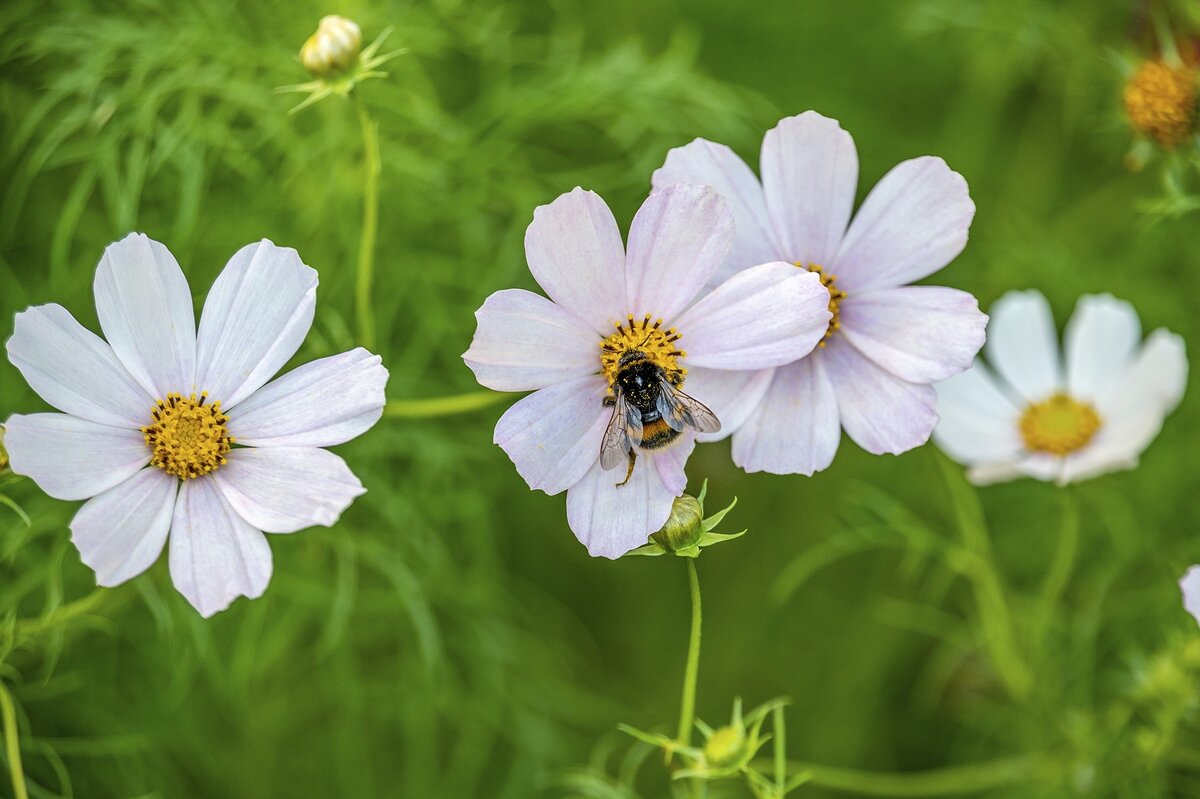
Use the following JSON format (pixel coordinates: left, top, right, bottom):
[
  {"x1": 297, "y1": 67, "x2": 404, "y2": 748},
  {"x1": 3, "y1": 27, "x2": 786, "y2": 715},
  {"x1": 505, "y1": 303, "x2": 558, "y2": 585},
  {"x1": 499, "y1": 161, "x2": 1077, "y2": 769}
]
[{"x1": 627, "y1": 480, "x2": 745, "y2": 558}]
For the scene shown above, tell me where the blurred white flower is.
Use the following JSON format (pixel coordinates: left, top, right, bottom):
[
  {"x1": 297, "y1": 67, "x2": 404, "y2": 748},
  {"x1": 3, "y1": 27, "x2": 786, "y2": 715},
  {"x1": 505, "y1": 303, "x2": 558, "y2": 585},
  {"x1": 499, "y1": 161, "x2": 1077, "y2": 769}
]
[
  {"x1": 934, "y1": 290, "x2": 1187, "y2": 485},
  {"x1": 4, "y1": 234, "x2": 388, "y2": 617},
  {"x1": 653, "y1": 111, "x2": 984, "y2": 476},
  {"x1": 463, "y1": 185, "x2": 830, "y2": 557},
  {"x1": 1181, "y1": 566, "x2": 1200, "y2": 627},
  {"x1": 301, "y1": 15, "x2": 363, "y2": 78}
]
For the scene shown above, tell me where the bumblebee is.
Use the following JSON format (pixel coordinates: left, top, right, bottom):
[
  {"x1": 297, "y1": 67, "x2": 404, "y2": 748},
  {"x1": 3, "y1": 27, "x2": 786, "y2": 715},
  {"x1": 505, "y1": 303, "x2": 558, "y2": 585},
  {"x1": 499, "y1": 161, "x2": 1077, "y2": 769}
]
[{"x1": 601, "y1": 349, "x2": 720, "y2": 487}]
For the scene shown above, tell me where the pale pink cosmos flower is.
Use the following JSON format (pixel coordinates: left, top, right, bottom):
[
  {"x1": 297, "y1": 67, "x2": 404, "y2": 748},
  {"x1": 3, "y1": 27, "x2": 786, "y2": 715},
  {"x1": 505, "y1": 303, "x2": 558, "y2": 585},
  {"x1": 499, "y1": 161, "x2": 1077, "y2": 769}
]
[
  {"x1": 652, "y1": 111, "x2": 986, "y2": 475},
  {"x1": 934, "y1": 291, "x2": 1186, "y2": 485},
  {"x1": 1181, "y1": 566, "x2": 1200, "y2": 628},
  {"x1": 4, "y1": 234, "x2": 387, "y2": 617},
  {"x1": 463, "y1": 184, "x2": 832, "y2": 557}
]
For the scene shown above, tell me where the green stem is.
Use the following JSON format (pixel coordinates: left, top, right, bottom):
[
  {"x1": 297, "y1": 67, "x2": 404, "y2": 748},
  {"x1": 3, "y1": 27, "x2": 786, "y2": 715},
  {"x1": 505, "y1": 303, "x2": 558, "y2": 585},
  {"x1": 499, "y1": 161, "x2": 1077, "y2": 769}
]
[
  {"x1": 354, "y1": 93, "x2": 381, "y2": 352},
  {"x1": 383, "y1": 391, "x2": 505, "y2": 418},
  {"x1": 676, "y1": 560, "x2": 702, "y2": 746},
  {"x1": 1033, "y1": 489, "x2": 1078, "y2": 644},
  {"x1": 12, "y1": 589, "x2": 107, "y2": 640},
  {"x1": 773, "y1": 705, "x2": 787, "y2": 794},
  {"x1": 766, "y1": 755, "x2": 1036, "y2": 797},
  {"x1": 0, "y1": 683, "x2": 28, "y2": 799},
  {"x1": 935, "y1": 454, "x2": 1031, "y2": 700}
]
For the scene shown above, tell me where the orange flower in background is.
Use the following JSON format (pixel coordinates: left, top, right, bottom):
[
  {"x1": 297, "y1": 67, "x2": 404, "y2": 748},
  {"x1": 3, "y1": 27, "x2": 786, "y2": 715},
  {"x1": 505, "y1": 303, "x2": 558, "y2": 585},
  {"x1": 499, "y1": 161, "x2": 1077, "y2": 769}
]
[{"x1": 1123, "y1": 58, "x2": 1197, "y2": 147}]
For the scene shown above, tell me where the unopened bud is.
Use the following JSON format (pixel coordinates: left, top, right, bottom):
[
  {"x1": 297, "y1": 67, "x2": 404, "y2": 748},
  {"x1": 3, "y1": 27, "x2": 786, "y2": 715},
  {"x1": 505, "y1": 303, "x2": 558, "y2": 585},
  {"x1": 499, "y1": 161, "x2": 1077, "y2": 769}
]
[
  {"x1": 1123, "y1": 60, "x2": 1197, "y2": 147},
  {"x1": 0, "y1": 426, "x2": 7, "y2": 471},
  {"x1": 703, "y1": 724, "x2": 746, "y2": 768},
  {"x1": 301, "y1": 15, "x2": 363, "y2": 79},
  {"x1": 651, "y1": 495, "x2": 704, "y2": 552}
]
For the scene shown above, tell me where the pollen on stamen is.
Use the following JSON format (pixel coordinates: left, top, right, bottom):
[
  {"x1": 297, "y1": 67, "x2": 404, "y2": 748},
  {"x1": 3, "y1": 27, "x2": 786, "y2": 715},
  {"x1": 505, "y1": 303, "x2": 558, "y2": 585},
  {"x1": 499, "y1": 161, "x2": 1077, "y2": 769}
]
[
  {"x1": 1019, "y1": 393, "x2": 1102, "y2": 456},
  {"x1": 599, "y1": 314, "x2": 686, "y2": 388},
  {"x1": 794, "y1": 262, "x2": 846, "y2": 347},
  {"x1": 142, "y1": 391, "x2": 234, "y2": 479}
]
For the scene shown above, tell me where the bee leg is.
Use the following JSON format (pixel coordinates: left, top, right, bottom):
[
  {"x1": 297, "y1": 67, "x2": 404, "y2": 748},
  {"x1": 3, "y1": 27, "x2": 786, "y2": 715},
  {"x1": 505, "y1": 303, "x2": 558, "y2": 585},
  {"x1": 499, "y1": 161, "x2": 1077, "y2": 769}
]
[{"x1": 615, "y1": 450, "x2": 637, "y2": 488}]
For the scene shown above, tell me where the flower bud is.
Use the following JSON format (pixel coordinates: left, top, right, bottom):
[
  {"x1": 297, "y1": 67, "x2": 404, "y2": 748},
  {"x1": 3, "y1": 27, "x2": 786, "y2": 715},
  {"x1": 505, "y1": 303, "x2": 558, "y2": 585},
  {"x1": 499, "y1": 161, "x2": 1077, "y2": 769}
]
[
  {"x1": 702, "y1": 723, "x2": 746, "y2": 768},
  {"x1": 301, "y1": 15, "x2": 363, "y2": 79},
  {"x1": 1123, "y1": 60, "x2": 1197, "y2": 147},
  {"x1": 650, "y1": 494, "x2": 705, "y2": 553},
  {"x1": 0, "y1": 426, "x2": 7, "y2": 471}
]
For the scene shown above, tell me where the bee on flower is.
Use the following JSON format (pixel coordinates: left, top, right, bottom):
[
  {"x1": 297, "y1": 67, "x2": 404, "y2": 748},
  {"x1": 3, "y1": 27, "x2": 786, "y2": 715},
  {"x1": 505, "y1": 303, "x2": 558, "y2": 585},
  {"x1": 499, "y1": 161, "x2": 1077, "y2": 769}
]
[
  {"x1": 4, "y1": 234, "x2": 388, "y2": 617},
  {"x1": 933, "y1": 291, "x2": 1186, "y2": 485},
  {"x1": 652, "y1": 111, "x2": 986, "y2": 475},
  {"x1": 463, "y1": 184, "x2": 833, "y2": 557}
]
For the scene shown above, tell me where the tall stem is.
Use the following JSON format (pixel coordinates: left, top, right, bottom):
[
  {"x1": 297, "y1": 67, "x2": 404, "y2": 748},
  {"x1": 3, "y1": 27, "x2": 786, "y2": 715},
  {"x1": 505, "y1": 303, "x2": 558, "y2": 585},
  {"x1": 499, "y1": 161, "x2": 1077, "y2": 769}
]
[
  {"x1": 354, "y1": 94, "x2": 381, "y2": 351},
  {"x1": 0, "y1": 683, "x2": 28, "y2": 799},
  {"x1": 383, "y1": 391, "x2": 504, "y2": 419},
  {"x1": 676, "y1": 559, "x2": 702, "y2": 749}
]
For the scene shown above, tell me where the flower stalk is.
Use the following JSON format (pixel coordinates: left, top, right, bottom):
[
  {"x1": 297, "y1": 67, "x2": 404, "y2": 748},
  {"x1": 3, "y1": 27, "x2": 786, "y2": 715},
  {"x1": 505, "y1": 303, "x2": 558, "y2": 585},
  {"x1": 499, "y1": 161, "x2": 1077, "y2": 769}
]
[
  {"x1": 675, "y1": 558, "x2": 703, "y2": 760},
  {"x1": 0, "y1": 683, "x2": 28, "y2": 799},
  {"x1": 355, "y1": 93, "x2": 381, "y2": 351}
]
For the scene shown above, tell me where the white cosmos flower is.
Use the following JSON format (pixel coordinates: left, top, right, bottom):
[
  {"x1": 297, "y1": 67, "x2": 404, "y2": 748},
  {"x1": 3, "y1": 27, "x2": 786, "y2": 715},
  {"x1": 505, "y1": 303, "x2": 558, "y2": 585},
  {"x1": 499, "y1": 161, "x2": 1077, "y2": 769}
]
[
  {"x1": 652, "y1": 111, "x2": 985, "y2": 475},
  {"x1": 462, "y1": 184, "x2": 832, "y2": 558},
  {"x1": 934, "y1": 290, "x2": 1187, "y2": 485},
  {"x1": 4, "y1": 234, "x2": 388, "y2": 617}
]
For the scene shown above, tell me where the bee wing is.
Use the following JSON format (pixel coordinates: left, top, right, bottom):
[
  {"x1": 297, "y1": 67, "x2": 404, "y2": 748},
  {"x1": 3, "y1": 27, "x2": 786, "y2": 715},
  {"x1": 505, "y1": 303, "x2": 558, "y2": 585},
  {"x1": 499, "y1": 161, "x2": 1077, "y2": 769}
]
[
  {"x1": 656, "y1": 379, "x2": 721, "y2": 435},
  {"x1": 600, "y1": 390, "x2": 643, "y2": 470}
]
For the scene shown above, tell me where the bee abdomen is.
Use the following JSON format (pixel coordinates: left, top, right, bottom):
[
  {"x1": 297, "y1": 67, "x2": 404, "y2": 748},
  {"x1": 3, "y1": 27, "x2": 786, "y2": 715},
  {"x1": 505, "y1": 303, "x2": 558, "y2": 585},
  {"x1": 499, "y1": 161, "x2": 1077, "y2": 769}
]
[{"x1": 639, "y1": 417, "x2": 680, "y2": 451}]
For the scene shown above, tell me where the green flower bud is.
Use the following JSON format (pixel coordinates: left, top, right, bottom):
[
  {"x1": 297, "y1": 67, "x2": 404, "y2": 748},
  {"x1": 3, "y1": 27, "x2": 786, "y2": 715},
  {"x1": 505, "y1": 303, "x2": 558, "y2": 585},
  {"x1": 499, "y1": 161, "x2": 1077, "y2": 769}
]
[
  {"x1": 651, "y1": 494, "x2": 705, "y2": 553},
  {"x1": 301, "y1": 15, "x2": 363, "y2": 78},
  {"x1": 702, "y1": 723, "x2": 746, "y2": 768},
  {"x1": 0, "y1": 426, "x2": 7, "y2": 471}
]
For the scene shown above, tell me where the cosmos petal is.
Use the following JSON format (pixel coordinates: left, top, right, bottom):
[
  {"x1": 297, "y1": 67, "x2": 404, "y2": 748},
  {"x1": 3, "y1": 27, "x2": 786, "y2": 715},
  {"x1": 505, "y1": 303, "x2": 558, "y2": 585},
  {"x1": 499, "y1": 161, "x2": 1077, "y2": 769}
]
[
  {"x1": 6, "y1": 303, "x2": 152, "y2": 427},
  {"x1": 93, "y1": 233, "x2": 197, "y2": 399},
  {"x1": 493, "y1": 374, "x2": 610, "y2": 496},
  {"x1": 524, "y1": 188, "x2": 628, "y2": 335},
  {"x1": 214, "y1": 447, "x2": 366, "y2": 534},
  {"x1": 932, "y1": 362, "x2": 1023, "y2": 465},
  {"x1": 566, "y1": 453, "x2": 676, "y2": 559},
  {"x1": 3, "y1": 413, "x2": 150, "y2": 500},
  {"x1": 839, "y1": 286, "x2": 987, "y2": 384},
  {"x1": 833, "y1": 157, "x2": 974, "y2": 292},
  {"x1": 195, "y1": 240, "x2": 318, "y2": 409},
  {"x1": 653, "y1": 436, "x2": 695, "y2": 496},
  {"x1": 70, "y1": 467, "x2": 177, "y2": 587},
  {"x1": 673, "y1": 262, "x2": 830, "y2": 370},
  {"x1": 823, "y1": 337, "x2": 938, "y2": 455},
  {"x1": 760, "y1": 111, "x2": 858, "y2": 269},
  {"x1": 1097, "y1": 328, "x2": 1187, "y2": 418},
  {"x1": 680, "y1": 366, "x2": 773, "y2": 443},
  {"x1": 652, "y1": 138, "x2": 783, "y2": 282},
  {"x1": 984, "y1": 290, "x2": 1062, "y2": 402},
  {"x1": 625, "y1": 184, "x2": 733, "y2": 320},
  {"x1": 731, "y1": 356, "x2": 841, "y2": 475},
  {"x1": 169, "y1": 476, "x2": 273, "y2": 618},
  {"x1": 462, "y1": 288, "x2": 599, "y2": 391},
  {"x1": 227, "y1": 348, "x2": 387, "y2": 448},
  {"x1": 1181, "y1": 566, "x2": 1200, "y2": 628},
  {"x1": 1064, "y1": 294, "x2": 1142, "y2": 403}
]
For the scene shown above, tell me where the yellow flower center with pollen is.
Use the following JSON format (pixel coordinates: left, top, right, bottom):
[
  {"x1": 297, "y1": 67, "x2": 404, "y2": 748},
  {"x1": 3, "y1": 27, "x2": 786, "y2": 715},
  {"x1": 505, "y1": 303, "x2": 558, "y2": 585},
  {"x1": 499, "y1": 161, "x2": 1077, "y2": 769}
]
[
  {"x1": 599, "y1": 314, "x2": 685, "y2": 387},
  {"x1": 142, "y1": 392, "x2": 234, "y2": 479},
  {"x1": 1019, "y1": 393, "x2": 1102, "y2": 456},
  {"x1": 795, "y1": 262, "x2": 845, "y2": 347},
  {"x1": 1123, "y1": 60, "x2": 1197, "y2": 147}
]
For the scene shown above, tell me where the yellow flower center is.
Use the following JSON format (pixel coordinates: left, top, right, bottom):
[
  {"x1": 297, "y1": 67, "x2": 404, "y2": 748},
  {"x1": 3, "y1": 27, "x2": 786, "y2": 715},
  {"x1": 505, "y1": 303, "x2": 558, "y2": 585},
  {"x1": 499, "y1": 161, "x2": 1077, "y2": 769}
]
[
  {"x1": 1019, "y1": 393, "x2": 1102, "y2": 456},
  {"x1": 600, "y1": 314, "x2": 685, "y2": 387},
  {"x1": 142, "y1": 392, "x2": 234, "y2": 479},
  {"x1": 1123, "y1": 60, "x2": 1197, "y2": 146},
  {"x1": 795, "y1": 262, "x2": 845, "y2": 347}
]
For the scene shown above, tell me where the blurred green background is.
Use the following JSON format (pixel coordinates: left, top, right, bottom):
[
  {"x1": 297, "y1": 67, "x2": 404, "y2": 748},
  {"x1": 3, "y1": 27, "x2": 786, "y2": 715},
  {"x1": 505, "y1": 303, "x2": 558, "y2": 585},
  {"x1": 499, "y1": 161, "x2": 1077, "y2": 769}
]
[{"x1": 1, "y1": 0, "x2": 1199, "y2": 796}]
